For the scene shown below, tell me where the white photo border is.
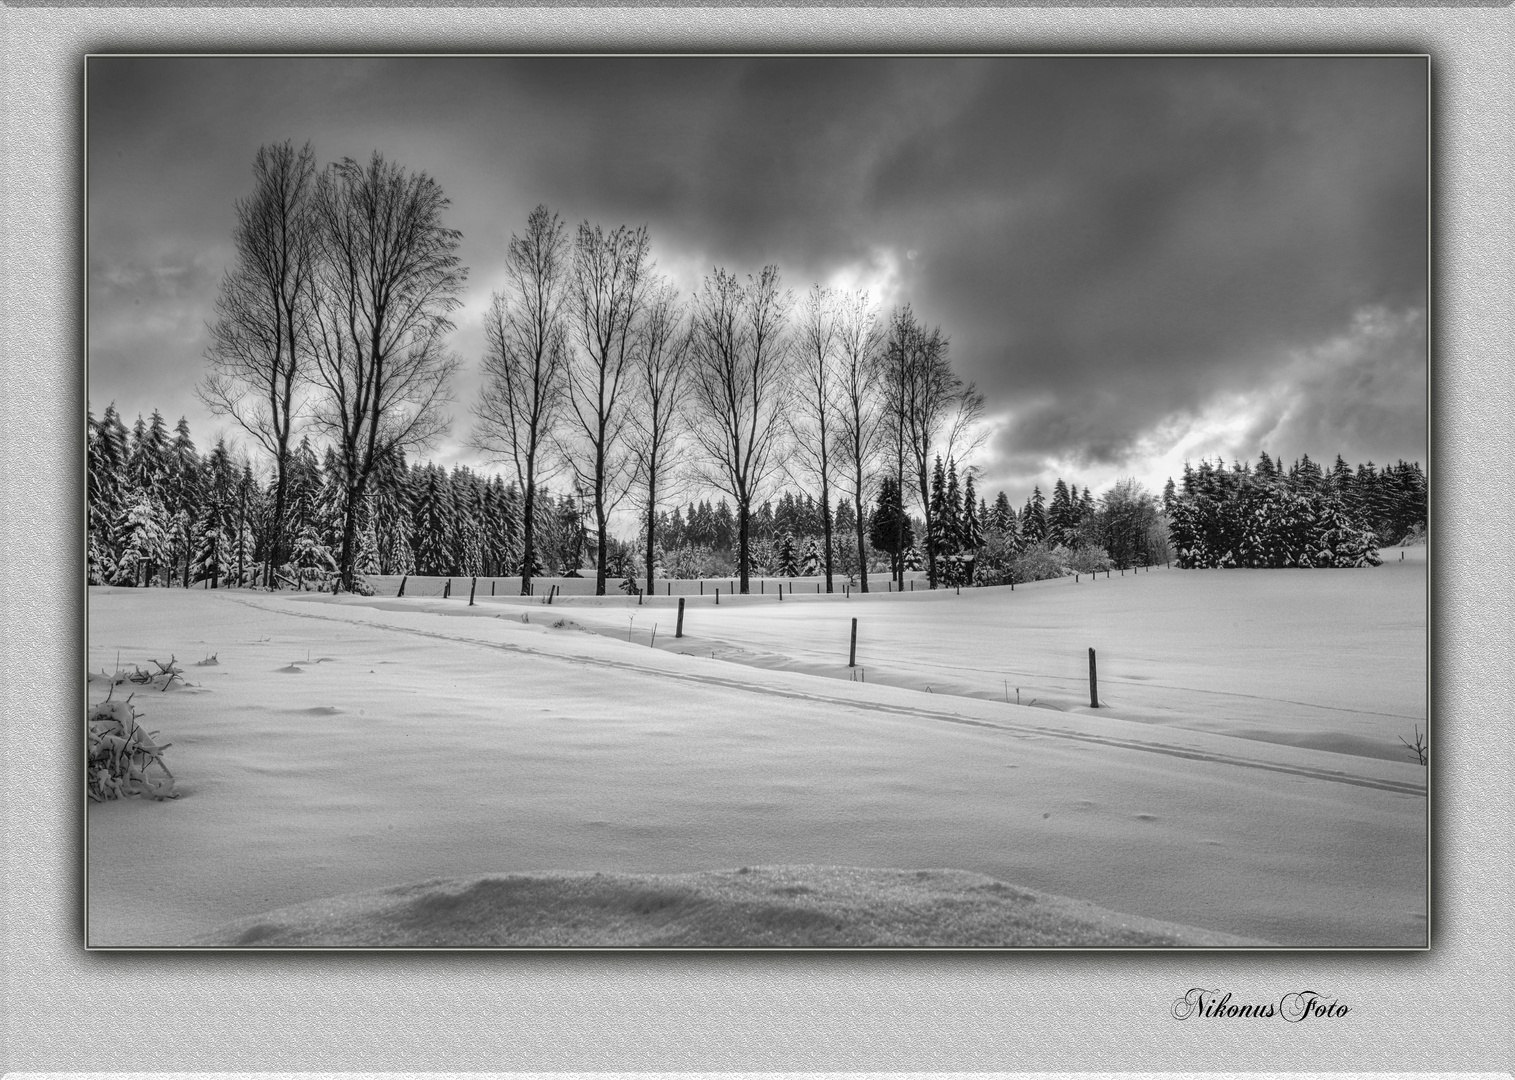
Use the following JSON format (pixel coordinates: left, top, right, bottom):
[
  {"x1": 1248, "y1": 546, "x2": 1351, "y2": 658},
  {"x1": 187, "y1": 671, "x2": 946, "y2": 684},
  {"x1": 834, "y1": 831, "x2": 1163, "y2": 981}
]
[{"x1": 4, "y1": 4, "x2": 1510, "y2": 1072}]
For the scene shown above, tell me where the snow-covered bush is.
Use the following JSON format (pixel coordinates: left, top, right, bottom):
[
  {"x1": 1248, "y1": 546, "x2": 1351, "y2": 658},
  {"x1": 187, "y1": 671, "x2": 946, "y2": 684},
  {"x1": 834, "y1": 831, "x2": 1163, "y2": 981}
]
[
  {"x1": 1012, "y1": 545, "x2": 1068, "y2": 583},
  {"x1": 88, "y1": 697, "x2": 177, "y2": 802},
  {"x1": 1060, "y1": 544, "x2": 1114, "y2": 575}
]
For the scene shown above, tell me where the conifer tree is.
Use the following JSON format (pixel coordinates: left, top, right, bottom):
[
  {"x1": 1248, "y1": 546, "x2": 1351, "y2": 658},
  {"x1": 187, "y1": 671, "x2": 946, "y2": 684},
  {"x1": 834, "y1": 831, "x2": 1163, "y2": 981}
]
[
  {"x1": 1023, "y1": 486, "x2": 1047, "y2": 545},
  {"x1": 801, "y1": 537, "x2": 820, "y2": 576},
  {"x1": 88, "y1": 404, "x2": 131, "y2": 585},
  {"x1": 190, "y1": 439, "x2": 236, "y2": 588},
  {"x1": 991, "y1": 490, "x2": 1013, "y2": 534},
  {"x1": 868, "y1": 477, "x2": 913, "y2": 578},
  {"x1": 411, "y1": 464, "x2": 453, "y2": 575},
  {"x1": 116, "y1": 491, "x2": 169, "y2": 587},
  {"x1": 961, "y1": 474, "x2": 984, "y2": 553},
  {"x1": 164, "y1": 417, "x2": 201, "y2": 587},
  {"x1": 944, "y1": 461, "x2": 964, "y2": 553},
  {"x1": 1047, "y1": 479, "x2": 1072, "y2": 546},
  {"x1": 777, "y1": 532, "x2": 800, "y2": 577},
  {"x1": 927, "y1": 456, "x2": 950, "y2": 583}
]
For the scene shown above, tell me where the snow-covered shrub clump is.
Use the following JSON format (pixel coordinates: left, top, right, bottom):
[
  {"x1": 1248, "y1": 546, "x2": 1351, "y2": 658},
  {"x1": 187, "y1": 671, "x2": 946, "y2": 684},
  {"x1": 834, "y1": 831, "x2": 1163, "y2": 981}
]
[
  {"x1": 1012, "y1": 545, "x2": 1067, "y2": 583},
  {"x1": 88, "y1": 697, "x2": 177, "y2": 802},
  {"x1": 1058, "y1": 544, "x2": 1114, "y2": 575}
]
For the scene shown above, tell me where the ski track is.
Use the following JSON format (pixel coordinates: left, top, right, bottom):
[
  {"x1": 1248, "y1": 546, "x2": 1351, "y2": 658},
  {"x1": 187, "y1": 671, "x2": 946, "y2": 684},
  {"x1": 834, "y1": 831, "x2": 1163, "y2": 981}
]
[{"x1": 226, "y1": 593, "x2": 1424, "y2": 799}]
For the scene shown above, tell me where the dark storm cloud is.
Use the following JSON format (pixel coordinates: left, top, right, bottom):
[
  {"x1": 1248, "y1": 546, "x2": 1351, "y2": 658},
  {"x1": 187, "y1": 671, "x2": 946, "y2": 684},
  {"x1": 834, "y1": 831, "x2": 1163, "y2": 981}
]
[{"x1": 87, "y1": 55, "x2": 1426, "y2": 494}]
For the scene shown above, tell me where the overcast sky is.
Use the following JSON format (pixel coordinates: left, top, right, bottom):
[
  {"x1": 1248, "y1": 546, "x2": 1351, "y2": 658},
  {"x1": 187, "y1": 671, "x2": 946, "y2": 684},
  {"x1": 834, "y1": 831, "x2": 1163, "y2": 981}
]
[{"x1": 88, "y1": 55, "x2": 1427, "y2": 515}]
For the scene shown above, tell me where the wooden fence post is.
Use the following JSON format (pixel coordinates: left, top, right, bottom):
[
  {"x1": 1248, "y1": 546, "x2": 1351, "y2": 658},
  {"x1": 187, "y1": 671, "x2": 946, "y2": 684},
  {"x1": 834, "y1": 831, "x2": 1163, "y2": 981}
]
[
  {"x1": 443, "y1": 578, "x2": 451, "y2": 598},
  {"x1": 1088, "y1": 647, "x2": 1099, "y2": 708},
  {"x1": 469, "y1": 576, "x2": 477, "y2": 606},
  {"x1": 716, "y1": 588, "x2": 720, "y2": 605},
  {"x1": 676, "y1": 597, "x2": 685, "y2": 638},
  {"x1": 849, "y1": 618, "x2": 858, "y2": 668},
  {"x1": 397, "y1": 574, "x2": 407, "y2": 597}
]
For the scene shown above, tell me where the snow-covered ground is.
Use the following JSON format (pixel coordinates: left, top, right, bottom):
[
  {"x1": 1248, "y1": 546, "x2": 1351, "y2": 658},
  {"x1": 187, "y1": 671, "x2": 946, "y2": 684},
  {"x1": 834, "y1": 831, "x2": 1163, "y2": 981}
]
[{"x1": 86, "y1": 550, "x2": 1426, "y2": 948}]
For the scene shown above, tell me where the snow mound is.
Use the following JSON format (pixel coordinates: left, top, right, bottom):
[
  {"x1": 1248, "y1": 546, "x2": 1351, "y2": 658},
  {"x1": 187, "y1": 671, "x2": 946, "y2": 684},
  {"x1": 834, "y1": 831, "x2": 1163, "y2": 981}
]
[{"x1": 190, "y1": 865, "x2": 1275, "y2": 948}]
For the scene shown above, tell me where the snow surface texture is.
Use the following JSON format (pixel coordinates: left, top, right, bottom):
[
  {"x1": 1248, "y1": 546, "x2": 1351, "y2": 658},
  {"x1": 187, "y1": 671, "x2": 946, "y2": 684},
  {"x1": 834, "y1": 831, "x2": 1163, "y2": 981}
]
[{"x1": 87, "y1": 552, "x2": 1426, "y2": 948}]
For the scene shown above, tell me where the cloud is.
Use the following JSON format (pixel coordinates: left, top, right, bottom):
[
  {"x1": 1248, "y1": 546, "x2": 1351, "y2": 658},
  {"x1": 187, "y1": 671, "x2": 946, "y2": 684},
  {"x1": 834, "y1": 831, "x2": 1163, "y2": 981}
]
[{"x1": 85, "y1": 56, "x2": 1428, "y2": 507}]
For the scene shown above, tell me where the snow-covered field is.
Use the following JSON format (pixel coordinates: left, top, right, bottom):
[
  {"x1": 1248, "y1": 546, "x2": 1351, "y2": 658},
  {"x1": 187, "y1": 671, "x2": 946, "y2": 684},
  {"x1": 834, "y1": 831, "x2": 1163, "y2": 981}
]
[{"x1": 86, "y1": 550, "x2": 1426, "y2": 948}]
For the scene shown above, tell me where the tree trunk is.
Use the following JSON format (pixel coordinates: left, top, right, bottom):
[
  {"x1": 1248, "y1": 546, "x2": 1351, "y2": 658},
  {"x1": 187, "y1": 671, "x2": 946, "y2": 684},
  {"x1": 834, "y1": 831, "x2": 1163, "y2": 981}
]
[
  {"x1": 820, "y1": 475, "x2": 834, "y2": 593},
  {"x1": 519, "y1": 478, "x2": 536, "y2": 596},
  {"x1": 644, "y1": 473, "x2": 658, "y2": 597},
  {"x1": 338, "y1": 478, "x2": 361, "y2": 592},
  {"x1": 738, "y1": 499, "x2": 751, "y2": 594},
  {"x1": 854, "y1": 488, "x2": 869, "y2": 593},
  {"x1": 269, "y1": 451, "x2": 291, "y2": 584},
  {"x1": 594, "y1": 496, "x2": 608, "y2": 598}
]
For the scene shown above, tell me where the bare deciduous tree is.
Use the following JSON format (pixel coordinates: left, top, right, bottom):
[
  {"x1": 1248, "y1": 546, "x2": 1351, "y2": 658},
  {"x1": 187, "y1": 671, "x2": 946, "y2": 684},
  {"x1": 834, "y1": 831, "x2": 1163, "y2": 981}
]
[
  {"x1": 788, "y1": 284, "x2": 840, "y2": 591},
  {"x1": 686, "y1": 265, "x2": 793, "y2": 593},
  {"x1": 304, "y1": 151, "x2": 467, "y2": 591},
  {"x1": 562, "y1": 223, "x2": 653, "y2": 594},
  {"x1": 472, "y1": 205, "x2": 572, "y2": 597},
  {"x1": 833, "y1": 290, "x2": 886, "y2": 592},
  {"x1": 627, "y1": 278, "x2": 693, "y2": 595},
  {"x1": 200, "y1": 140, "x2": 316, "y2": 583},
  {"x1": 883, "y1": 305, "x2": 986, "y2": 588}
]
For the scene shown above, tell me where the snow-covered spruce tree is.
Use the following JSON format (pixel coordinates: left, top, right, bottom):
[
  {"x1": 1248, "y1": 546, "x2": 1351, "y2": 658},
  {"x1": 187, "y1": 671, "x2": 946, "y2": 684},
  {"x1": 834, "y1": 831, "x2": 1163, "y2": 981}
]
[
  {"x1": 163, "y1": 417, "x2": 201, "y2": 587},
  {"x1": 801, "y1": 537, "x2": 820, "y2": 576},
  {"x1": 369, "y1": 447, "x2": 415, "y2": 577},
  {"x1": 410, "y1": 464, "x2": 454, "y2": 576},
  {"x1": 927, "y1": 456, "x2": 951, "y2": 585},
  {"x1": 282, "y1": 437, "x2": 325, "y2": 561},
  {"x1": 483, "y1": 478, "x2": 522, "y2": 578},
  {"x1": 1309, "y1": 499, "x2": 1382, "y2": 567},
  {"x1": 115, "y1": 491, "x2": 169, "y2": 587},
  {"x1": 990, "y1": 490, "x2": 1013, "y2": 535},
  {"x1": 191, "y1": 516, "x2": 231, "y2": 588},
  {"x1": 960, "y1": 474, "x2": 984, "y2": 580},
  {"x1": 1047, "y1": 479, "x2": 1073, "y2": 548},
  {"x1": 190, "y1": 438, "x2": 236, "y2": 588},
  {"x1": 777, "y1": 532, "x2": 800, "y2": 577},
  {"x1": 1021, "y1": 487, "x2": 1047, "y2": 546},
  {"x1": 287, "y1": 526, "x2": 339, "y2": 589},
  {"x1": 88, "y1": 404, "x2": 132, "y2": 585}
]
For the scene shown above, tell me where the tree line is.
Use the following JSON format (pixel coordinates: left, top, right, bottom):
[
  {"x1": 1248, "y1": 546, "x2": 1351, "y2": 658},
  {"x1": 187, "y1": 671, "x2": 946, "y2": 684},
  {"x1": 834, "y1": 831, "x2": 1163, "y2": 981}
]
[
  {"x1": 86, "y1": 399, "x2": 1425, "y2": 591},
  {"x1": 1165, "y1": 453, "x2": 1426, "y2": 569},
  {"x1": 91, "y1": 139, "x2": 1426, "y2": 593}
]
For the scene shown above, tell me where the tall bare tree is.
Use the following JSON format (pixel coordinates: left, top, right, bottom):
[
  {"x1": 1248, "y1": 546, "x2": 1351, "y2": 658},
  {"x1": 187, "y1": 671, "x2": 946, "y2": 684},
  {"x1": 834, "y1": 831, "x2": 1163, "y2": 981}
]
[
  {"x1": 833, "y1": 290, "x2": 886, "y2": 592},
  {"x1": 883, "y1": 305, "x2": 986, "y2": 588},
  {"x1": 627, "y1": 278, "x2": 693, "y2": 595},
  {"x1": 687, "y1": 265, "x2": 792, "y2": 593},
  {"x1": 472, "y1": 205, "x2": 572, "y2": 597},
  {"x1": 789, "y1": 284, "x2": 840, "y2": 591},
  {"x1": 562, "y1": 223, "x2": 653, "y2": 594},
  {"x1": 201, "y1": 140, "x2": 316, "y2": 583},
  {"x1": 304, "y1": 151, "x2": 467, "y2": 591}
]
